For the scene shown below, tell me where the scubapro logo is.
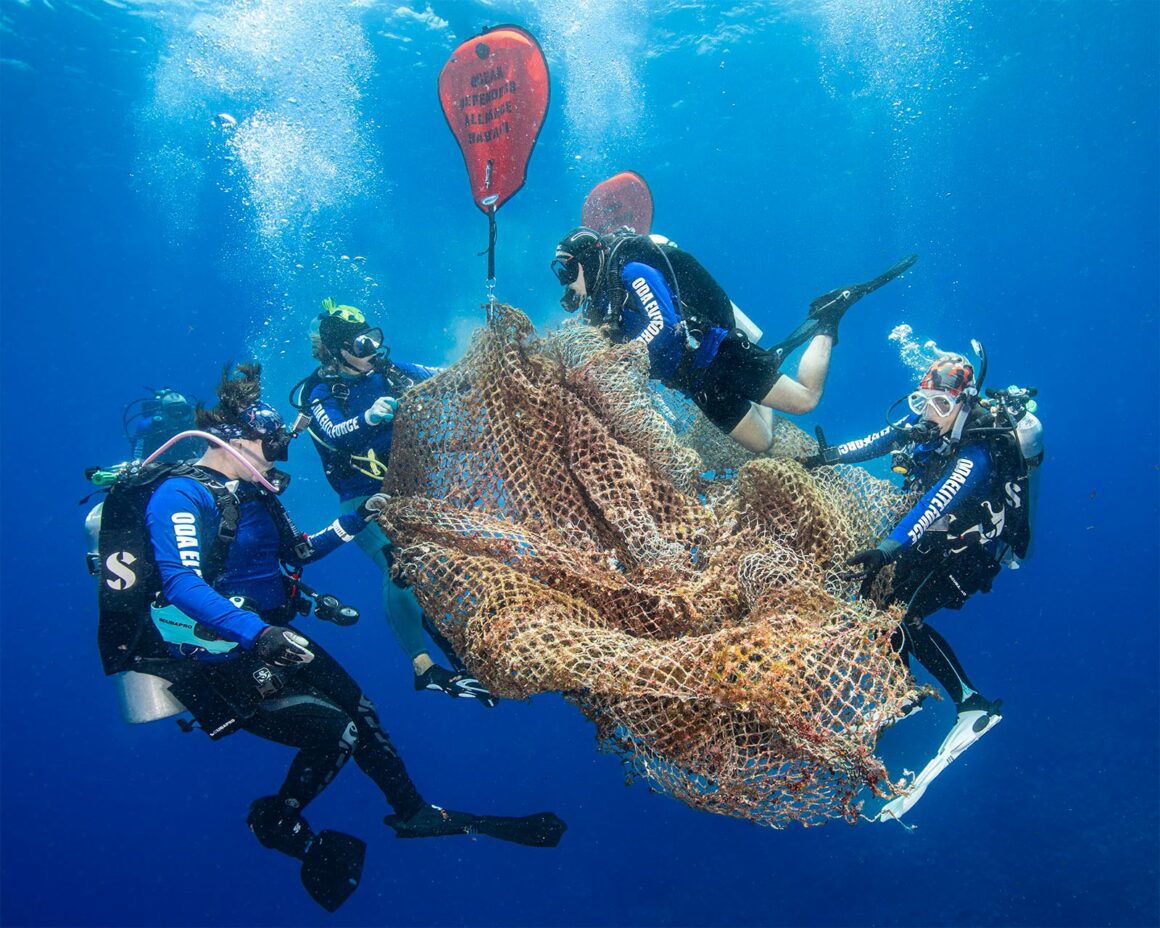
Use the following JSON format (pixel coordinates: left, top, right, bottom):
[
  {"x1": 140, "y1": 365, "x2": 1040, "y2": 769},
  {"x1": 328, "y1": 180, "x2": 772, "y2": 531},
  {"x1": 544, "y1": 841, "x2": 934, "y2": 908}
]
[{"x1": 104, "y1": 551, "x2": 138, "y2": 590}]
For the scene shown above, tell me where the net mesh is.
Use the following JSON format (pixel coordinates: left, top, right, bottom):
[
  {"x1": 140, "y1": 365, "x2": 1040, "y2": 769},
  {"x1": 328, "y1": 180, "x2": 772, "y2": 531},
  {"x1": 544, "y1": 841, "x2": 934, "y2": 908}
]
[{"x1": 380, "y1": 303, "x2": 921, "y2": 827}]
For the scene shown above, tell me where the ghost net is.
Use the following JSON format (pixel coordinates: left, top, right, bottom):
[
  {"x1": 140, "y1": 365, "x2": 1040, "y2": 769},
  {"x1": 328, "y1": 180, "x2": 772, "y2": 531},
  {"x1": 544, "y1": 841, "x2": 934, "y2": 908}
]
[{"x1": 379, "y1": 304, "x2": 918, "y2": 827}]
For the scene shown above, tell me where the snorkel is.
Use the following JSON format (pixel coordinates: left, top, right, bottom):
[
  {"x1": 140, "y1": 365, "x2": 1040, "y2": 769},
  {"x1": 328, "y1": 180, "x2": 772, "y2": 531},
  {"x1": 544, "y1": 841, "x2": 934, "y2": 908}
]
[{"x1": 970, "y1": 338, "x2": 988, "y2": 395}]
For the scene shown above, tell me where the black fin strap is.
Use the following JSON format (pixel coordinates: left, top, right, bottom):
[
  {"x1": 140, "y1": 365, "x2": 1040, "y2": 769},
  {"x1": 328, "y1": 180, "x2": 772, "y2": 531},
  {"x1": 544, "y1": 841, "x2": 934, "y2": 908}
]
[{"x1": 768, "y1": 317, "x2": 824, "y2": 364}]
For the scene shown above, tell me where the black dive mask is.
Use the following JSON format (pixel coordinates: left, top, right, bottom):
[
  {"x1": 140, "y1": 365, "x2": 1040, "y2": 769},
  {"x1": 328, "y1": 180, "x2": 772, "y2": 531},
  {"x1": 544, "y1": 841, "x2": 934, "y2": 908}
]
[
  {"x1": 260, "y1": 428, "x2": 292, "y2": 463},
  {"x1": 552, "y1": 256, "x2": 580, "y2": 286}
]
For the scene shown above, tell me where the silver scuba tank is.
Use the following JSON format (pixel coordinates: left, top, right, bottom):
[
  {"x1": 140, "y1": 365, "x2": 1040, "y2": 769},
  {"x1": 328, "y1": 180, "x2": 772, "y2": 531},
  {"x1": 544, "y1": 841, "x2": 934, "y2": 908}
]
[
  {"x1": 729, "y1": 301, "x2": 763, "y2": 344},
  {"x1": 115, "y1": 670, "x2": 188, "y2": 724},
  {"x1": 1016, "y1": 412, "x2": 1044, "y2": 464},
  {"x1": 84, "y1": 502, "x2": 104, "y2": 577}
]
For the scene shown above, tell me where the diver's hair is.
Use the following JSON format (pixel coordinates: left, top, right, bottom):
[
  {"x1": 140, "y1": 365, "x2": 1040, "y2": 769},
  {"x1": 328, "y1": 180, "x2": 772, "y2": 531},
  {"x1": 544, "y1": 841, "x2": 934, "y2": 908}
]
[
  {"x1": 312, "y1": 342, "x2": 339, "y2": 367},
  {"x1": 195, "y1": 362, "x2": 263, "y2": 429}
]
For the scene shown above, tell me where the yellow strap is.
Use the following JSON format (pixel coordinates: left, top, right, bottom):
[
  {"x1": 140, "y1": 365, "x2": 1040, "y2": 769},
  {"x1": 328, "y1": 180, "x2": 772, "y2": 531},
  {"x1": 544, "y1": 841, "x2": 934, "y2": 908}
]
[{"x1": 349, "y1": 448, "x2": 390, "y2": 480}]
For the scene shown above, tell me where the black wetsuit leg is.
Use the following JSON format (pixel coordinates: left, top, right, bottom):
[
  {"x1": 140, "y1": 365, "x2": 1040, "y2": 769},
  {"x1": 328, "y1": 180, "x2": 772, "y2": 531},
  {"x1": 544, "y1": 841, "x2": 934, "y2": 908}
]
[
  {"x1": 422, "y1": 614, "x2": 467, "y2": 673},
  {"x1": 887, "y1": 545, "x2": 1000, "y2": 708},
  {"x1": 243, "y1": 687, "x2": 358, "y2": 810},
  {"x1": 290, "y1": 641, "x2": 426, "y2": 818},
  {"x1": 891, "y1": 620, "x2": 978, "y2": 708}
]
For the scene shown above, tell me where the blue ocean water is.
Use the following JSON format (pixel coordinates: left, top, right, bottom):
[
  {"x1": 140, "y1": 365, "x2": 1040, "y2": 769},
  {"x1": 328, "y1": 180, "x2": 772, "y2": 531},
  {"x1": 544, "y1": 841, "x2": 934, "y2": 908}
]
[{"x1": 2, "y1": 1, "x2": 1157, "y2": 925}]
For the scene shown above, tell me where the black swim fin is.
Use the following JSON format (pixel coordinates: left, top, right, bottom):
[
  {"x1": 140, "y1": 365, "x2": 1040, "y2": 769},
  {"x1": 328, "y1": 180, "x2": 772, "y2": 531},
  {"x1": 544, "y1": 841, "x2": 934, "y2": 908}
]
[
  {"x1": 248, "y1": 796, "x2": 366, "y2": 913},
  {"x1": 770, "y1": 254, "x2": 919, "y2": 360},
  {"x1": 385, "y1": 804, "x2": 566, "y2": 848},
  {"x1": 300, "y1": 830, "x2": 367, "y2": 913},
  {"x1": 809, "y1": 253, "x2": 919, "y2": 325}
]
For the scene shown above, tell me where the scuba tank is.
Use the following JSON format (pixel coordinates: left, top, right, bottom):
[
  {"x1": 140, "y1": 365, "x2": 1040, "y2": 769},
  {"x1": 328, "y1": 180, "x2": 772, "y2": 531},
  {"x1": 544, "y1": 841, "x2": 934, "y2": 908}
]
[
  {"x1": 729, "y1": 302, "x2": 763, "y2": 345},
  {"x1": 116, "y1": 670, "x2": 188, "y2": 725},
  {"x1": 84, "y1": 480, "x2": 192, "y2": 724}
]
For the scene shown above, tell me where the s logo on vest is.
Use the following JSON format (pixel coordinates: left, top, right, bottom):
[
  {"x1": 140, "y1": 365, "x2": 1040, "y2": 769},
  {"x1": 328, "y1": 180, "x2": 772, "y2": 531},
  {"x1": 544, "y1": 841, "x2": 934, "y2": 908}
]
[{"x1": 104, "y1": 551, "x2": 138, "y2": 590}]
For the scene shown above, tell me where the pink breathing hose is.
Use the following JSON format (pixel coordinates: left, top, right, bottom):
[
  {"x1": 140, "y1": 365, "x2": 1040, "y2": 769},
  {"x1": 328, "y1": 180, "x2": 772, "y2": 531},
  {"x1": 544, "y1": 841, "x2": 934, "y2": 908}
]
[{"x1": 141, "y1": 430, "x2": 281, "y2": 495}]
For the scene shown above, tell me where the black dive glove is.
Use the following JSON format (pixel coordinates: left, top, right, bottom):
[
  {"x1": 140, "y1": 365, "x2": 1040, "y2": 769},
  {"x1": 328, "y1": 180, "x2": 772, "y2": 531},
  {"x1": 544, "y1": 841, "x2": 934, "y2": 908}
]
[
  {"x1": 254, "y1": 626, "x2": 315, "y2": 667},
  {"x1": 798, "y1": 426, "x2": 839, "y2": 470},
  {"x1": 843, "y1": 548, "x2": 888, "y2": 599}
]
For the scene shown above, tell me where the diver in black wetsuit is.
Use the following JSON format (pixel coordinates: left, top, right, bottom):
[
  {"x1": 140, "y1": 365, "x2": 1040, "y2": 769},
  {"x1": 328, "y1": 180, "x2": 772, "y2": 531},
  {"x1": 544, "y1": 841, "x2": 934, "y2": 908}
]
[
  {"x1": 802, "y1": 348, "x2": 1044, "y2": 820},
  {"x1": 551, "y1": 226, "x2": 917, "y2": 452},
  {"x1": 94, "y1": 364, "x2": 564, "y2": 911}
]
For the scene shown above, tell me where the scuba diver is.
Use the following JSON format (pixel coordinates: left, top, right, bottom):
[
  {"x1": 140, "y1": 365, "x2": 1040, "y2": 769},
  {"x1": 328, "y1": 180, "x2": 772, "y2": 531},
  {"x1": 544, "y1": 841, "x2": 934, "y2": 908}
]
[
  {"x1": 551, "y1": 226, "x2": 917, "y2": 452},
  {"x1": 290, "y1": 299, "x2": 495, "y2": 705},
  {"x1": 124, "y1": 387, "x2": 205, "y2": 461},
  {"x1": 92, "y1": 363, "x2": 566, "y2": 912},
  {"x1": 800, "y1": 344, "x2": 1044, "y2": 822}
]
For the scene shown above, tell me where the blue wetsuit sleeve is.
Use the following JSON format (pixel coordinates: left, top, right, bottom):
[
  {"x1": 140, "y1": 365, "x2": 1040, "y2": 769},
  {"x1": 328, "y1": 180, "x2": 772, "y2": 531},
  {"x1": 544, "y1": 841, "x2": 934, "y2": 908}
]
[
  {"x1": 883, "y1": 443, "x2": 993, "y2": 555},
  {"x1": 308, "y1": 382, "x2": 378, "y2": 451},
  {"x1": 394, "y1": 361, "x2": 440, "y2": 382},
  {"x1": 284, "y1": 512, "x2": 368, "y2": 566},
  {"x1": 828, "y1": 415, "x2": 914, "y2": 464},
  {"x1": 619, "y1": 261, "x2": 685, "y2": 381},
  {"x1": 145, "y1": 480, "x2": 269, "y2": 649}
]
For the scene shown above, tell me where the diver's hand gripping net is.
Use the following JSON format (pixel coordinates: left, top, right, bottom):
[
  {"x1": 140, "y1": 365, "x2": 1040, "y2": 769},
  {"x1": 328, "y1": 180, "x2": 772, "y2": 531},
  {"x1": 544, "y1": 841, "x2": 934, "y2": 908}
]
[{"x1": 380, "y1": 303, "x2": 919, "y2": 827}]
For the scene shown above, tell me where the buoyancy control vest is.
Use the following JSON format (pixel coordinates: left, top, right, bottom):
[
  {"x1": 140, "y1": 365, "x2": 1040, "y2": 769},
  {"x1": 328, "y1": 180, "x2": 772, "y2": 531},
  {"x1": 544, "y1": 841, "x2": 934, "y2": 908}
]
[
  {"x1": 913, "y1": 405, "x2": 1038, "y2": 562},
  {"x1": 290, "y1": 361, "x2": 422, "y2": 484},
  {"x1": 95, "y1": 462, "x2": 310, "y2": 674},
  {"x1": 593, "y1": 234, "x2": 737, "y2": 340}
]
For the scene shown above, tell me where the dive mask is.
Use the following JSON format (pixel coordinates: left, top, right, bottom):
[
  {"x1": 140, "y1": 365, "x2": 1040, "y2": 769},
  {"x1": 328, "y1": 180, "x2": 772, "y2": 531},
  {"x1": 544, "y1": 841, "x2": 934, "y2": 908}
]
[
  {"x1": 346, "y1": 327, "x2": 385, "y2": 359},
  {"x1": 260, "y1": 428, "x2": 292, "y2": 463},
  {"x1": 551, "y1": 255, "x2": 579, "y2": 286},
  {"x1": 907, "y1": 389, "x2": 958, "y2": 419}
]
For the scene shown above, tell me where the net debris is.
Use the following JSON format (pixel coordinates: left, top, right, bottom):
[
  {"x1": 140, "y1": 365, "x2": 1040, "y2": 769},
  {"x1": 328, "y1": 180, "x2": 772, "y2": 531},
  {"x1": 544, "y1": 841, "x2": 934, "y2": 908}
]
[{"x1": 380, "y1": 303, "x2": 921, "y2": 827}]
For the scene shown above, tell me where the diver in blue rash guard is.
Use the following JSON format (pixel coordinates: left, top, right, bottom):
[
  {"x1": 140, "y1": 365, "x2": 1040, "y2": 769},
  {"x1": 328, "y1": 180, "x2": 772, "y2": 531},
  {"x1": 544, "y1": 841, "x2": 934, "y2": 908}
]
[
  {"x1": 552, "y1": 227, "x2": 917, "y2": 453},
  {"x1": 801, "y1": 352, "x2": 1044, "y2": 816},
  {"x1": 290, "y1": 299, "x2": 495, "y2": 705},
  {"x1": 95, "y1": 363, "x2": 562, "y2": 910}
]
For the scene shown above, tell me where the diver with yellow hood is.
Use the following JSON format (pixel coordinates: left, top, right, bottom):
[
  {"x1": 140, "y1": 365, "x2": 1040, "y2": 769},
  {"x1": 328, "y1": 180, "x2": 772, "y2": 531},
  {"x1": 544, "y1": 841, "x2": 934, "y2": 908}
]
[{"x1": 291, "y1": 299, "x2": 496, "y2": 705}]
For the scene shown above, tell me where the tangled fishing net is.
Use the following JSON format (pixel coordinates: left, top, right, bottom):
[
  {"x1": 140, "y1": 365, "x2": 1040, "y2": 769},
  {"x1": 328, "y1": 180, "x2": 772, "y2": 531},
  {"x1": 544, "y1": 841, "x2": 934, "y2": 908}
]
[{"x1": 380, "y1": 304, "x2": 921, "y2": 827}]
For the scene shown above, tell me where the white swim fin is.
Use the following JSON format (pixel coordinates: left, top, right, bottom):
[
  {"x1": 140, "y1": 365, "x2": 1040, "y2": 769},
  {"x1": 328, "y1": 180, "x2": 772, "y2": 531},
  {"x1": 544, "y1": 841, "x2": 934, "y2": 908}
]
[{"x1": 876, "y1": 699, "x2": 1003, "y2": 824}]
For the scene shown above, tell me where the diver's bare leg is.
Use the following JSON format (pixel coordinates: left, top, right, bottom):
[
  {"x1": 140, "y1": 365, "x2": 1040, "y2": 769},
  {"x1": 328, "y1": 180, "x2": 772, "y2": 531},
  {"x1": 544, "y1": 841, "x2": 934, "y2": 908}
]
[
  {"x1": 759, "y1": 334, "x2": 833, "y2": 415},
  {"x1": 729, "y1": 403, "x2": 775, "y2": 452}
]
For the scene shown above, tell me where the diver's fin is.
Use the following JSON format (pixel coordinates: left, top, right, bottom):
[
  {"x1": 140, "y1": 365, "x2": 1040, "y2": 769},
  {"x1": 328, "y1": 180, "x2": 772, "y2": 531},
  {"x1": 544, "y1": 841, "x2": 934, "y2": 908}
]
[
  {"x1": 386, "y1": 804, "x2": 566, "y2": 848},
  {"x1": 471, "y1": 812, "x2": 567, "y2": 847},
  {"x1": 876, "y1": 698, "x2": 1003, "y2": 824},
  {"x1": 809, "y1": 253, "x2": 919, "y2": 324},
  {"x1": 450, "y1": 672, "x2": 500, "y2": 708},
  {"x1": 300, "y1": 830, "x2": 366, "y2": 913},
  {"x1": 768, "y1": 254, "x2": 918, "y2": 360}
]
